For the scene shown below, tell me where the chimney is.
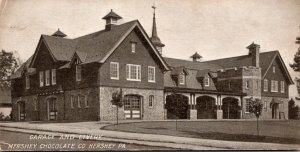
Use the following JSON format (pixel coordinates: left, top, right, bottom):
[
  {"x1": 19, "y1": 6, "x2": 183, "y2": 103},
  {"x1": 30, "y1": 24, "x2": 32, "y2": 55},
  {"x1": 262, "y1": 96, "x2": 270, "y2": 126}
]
[{"x1": 247, "y1": 42, "x2": 260, "y2": 67}]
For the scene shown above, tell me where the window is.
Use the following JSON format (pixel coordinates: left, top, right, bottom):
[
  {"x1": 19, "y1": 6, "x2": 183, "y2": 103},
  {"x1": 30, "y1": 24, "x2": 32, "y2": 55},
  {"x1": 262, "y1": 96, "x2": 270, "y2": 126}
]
[
  {"x1": 126, "y1": 64, "x2": 141, "y2": 81},
  {"x1": 263, "y1": 101, "x2": 267, "y2": 110},
  {"x1": 131, "y1": 42, "x2": 136, "y2": 53},
  {"x1": 148, "y1": 66, "x2": 155, "y2": 82},
  {"x1": 263, "y1": 79, "x2": 268, "y2": 92},
  {"x1": 51, "y1": 69, "x2": 56, "y2": 85},
  {"x1": 281, "y1": 81, "x2": 285, "y2": 93},
  {"x1": 179, "y1": 74, "x2": 185, "y2": 85},
  {"x1": 77, "y1": 95, "x2": 81, "y2": 108},
  {"x1": 39, "y1": 71, "x2": 44, "y2": 87},
  {"x1": 111, "y1": 18, "x2": 117, "y2": 24},
  {"x1": 273, "y1": 66, "x2": 276, "y2": 73},
  {"x1": 76, "y1": 65, "x2": 82, "y2": 81},
  {"x1": 245, "y1": 81, "x2": 249, "y2": 89},
  {"x1": 70, "y1": 96, "x2": 74, "y2": 108},
  {"x1": 228, "y1": 81, "x2": 232, "y2": 90},
  {"x1": 25, "y1": 76, "x2": 30, "y2": 89},
  {"x1": 204, "y1": 77, "x2": 210, "y2": 87},
  {"x1": 245, "y1": 100, "x2": 250, "y2": 113},
  {"x1": 84, "y1": 96, "x2": 89, "y2": 108},
  {"x1": 255, "y1": 80, "x2": 259, "y2": 90},
  {"x1": 271, "y1": 80, "x2": 278, "y2": 92},
  {"x1": 45, "y1": 70, "x2": 50, "y2": 86},
  {"x1": 149, "y1": 95, "x2": 154, "y2": 108},
  {"x1": 110, "y1": 62, "x2": 119, "y2": 80},
  {"x1": 34, "y1": 98, "x2": 38, "y2": 111}
]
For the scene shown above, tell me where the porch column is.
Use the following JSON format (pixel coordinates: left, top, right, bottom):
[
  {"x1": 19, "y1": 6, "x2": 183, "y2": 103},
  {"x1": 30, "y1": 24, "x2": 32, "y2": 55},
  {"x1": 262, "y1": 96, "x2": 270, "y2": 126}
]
[
  {"x1": 216, "y1": 95, "x2": 223, "y2": 119},
  {"x1": 189, "y1": 93, "x2": 197, "y2": 119}
]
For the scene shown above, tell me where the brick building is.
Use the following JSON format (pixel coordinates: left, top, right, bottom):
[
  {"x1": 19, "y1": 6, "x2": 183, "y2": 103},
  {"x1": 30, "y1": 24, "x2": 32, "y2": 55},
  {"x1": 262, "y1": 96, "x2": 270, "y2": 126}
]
[{"x1": 10, "y1": 9, "x2": 293, "y2": 121}]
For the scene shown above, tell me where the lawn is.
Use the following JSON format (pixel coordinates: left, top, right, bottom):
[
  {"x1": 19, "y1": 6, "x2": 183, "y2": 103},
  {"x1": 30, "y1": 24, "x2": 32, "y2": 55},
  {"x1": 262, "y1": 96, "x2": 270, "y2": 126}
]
[{"x1": 102, "y1": 120, "x2": 300, "y2": 145}]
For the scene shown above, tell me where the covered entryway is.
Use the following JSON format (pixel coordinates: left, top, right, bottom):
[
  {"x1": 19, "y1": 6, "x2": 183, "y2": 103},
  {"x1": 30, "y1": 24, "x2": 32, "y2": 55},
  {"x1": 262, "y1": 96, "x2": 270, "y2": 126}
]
[
  {"x1": 165, "y1": 94, "x2": 189, "y2": 119},
  {"x1": 47, "y1": 97, "x2": 57, "y2": 120},
  {"x1": 196, "y1": 96, "x2": 216, "y2": 119},
  {"x1": 272, "y1": 103, "x2": 279, "y2": 119},
  {"x1": 222, "y1": 97, "x2": 240, "y2": 119},
  {"x1": 18, "y1": 101, "x2": 26, "y2": 121},
  {"x1": 124, "y1": 95, "x2": 142, "y2": 120}
]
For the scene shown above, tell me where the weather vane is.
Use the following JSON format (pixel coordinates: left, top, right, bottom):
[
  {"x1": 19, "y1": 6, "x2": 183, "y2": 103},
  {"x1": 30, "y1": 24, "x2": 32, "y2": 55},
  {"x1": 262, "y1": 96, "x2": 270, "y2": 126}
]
[{"x1": 152, "y1": 2, "x2": 156, "y2": 14}]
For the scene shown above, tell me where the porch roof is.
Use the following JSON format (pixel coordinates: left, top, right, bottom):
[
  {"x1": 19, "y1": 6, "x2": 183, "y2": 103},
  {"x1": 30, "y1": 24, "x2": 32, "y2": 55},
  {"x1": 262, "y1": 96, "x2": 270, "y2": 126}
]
[{"x1": 164, "y1": 87, "x2": 247, "y2": 96}]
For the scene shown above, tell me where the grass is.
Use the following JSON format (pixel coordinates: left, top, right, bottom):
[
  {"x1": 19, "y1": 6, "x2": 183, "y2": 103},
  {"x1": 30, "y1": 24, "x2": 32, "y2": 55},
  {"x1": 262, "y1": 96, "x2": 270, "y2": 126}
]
[{"x1": 103, "y1": 120, "x2": 300, "y2": 145}]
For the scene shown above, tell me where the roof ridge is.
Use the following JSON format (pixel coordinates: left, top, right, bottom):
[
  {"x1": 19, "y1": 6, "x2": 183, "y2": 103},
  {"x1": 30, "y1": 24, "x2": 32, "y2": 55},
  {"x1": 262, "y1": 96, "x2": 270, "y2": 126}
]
[
  {"x1": 74, "y1": 20, "x2": 138, "y2": 40},
  {"x1": 201, "y1": 50, "x2": 279, "y2": 63}
]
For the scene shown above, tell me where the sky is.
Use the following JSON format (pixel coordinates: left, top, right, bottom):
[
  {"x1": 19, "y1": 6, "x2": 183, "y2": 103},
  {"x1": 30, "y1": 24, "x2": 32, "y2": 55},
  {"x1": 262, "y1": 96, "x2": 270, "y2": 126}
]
[{"x1": 0, "y1": 0, "x2": 299, "y2": 98}]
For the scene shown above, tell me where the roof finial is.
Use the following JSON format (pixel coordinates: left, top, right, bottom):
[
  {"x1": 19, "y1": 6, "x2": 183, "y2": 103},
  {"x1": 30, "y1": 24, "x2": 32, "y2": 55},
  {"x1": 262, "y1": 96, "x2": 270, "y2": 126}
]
[
  {"x1": 152, "y1": 2, "x2": 156, "y2": 15},
  {"x1": 111, "y1": 9, "x2": 113, "y2": 12}
]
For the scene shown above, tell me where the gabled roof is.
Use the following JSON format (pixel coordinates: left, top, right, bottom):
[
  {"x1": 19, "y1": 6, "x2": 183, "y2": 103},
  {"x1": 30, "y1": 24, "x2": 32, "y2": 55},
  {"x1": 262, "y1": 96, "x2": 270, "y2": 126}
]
[
  {"x1": 170, "y1": 66, "x2": 189, "y2": 75},
  {"x1": 202, "y1": 51, "x2": 293, "y2": 84},
  {"x1": 20, "y1": 19, "x2": 169, "y2": 78},
  {"x1": 9, "y1": 56, "x2": 33, "y2": 79},
  {"x1": 163, "y1": 57, "x2": 222, "y2": 71}
]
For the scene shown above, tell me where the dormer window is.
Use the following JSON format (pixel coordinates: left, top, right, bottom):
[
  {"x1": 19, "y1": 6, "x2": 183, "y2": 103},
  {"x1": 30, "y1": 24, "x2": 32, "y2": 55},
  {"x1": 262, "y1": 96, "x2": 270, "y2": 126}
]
[
  {"x1": 76, "y1": 65, "x2": 82, "y2": 82},
  {"x1": 204, "y1": 77, "x2": 210, "y2": 87},
  {"x1": 179, "y1": 74, "x2": 185, "y2": 85}
]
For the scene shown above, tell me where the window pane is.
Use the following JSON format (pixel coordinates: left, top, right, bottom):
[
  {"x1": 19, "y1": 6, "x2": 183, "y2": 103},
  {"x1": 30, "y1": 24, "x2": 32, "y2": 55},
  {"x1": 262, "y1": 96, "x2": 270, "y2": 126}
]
[
  {"x1": 52, "y1": 69, "x2": 56, "y2": 85},
  {"x1": 110, "y1": 62, "x2": 119, "y2": 79},
  {"x1": 39, "y1": 71, "x2": 44, "y2": 87},
  {"x1": 45, "y1": 70, "x2": 50, "y2": 86}
]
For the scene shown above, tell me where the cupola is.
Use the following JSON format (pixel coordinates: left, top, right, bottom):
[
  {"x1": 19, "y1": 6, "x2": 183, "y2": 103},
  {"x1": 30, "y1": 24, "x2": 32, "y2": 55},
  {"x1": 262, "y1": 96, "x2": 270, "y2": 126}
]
[
  {"x1": 52, "y1": 28, "x2": 67, "y2": 37},
  {"x1": 102, "y1": 9, "x2": 122, "y2": 31},
  {"x1": 190, "y1": 52, "x2": 202, "y2": 62}
]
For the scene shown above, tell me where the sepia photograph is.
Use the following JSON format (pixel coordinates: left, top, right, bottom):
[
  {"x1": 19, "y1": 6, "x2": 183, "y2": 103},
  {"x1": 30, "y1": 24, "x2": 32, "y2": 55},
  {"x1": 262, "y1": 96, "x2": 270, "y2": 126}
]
[{"x1": 0, "y1": 0, "x2": 300, "y2": 151}]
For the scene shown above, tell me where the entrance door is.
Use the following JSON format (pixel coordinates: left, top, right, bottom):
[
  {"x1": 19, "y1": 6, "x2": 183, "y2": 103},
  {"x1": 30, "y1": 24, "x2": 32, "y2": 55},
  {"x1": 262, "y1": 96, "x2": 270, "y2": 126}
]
[
  {"x1": 222, "y1": 97, "x2": 239, "y2": 119},
  {"x1": 272, "y1": 103, "x2": 279, "y2": 119},
  {"x1": 196, "y1": 96, "x2": 216, "y2": 119},
  {"x1": 18, "y1": 101, "x2": 26, "y2": 121},
  {"x1": 124, "y1": 95, "x2": 141, "y2": 119},
  {"x1": 47, "y1": 98, "x2": 57, "y2": 120}
]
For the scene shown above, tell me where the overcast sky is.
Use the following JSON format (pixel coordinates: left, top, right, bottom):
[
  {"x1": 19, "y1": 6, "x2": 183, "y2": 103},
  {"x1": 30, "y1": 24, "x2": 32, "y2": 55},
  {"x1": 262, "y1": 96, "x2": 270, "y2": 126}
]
[{"x1": 0, "y1": 0, "x2": 299, "y2": 98}]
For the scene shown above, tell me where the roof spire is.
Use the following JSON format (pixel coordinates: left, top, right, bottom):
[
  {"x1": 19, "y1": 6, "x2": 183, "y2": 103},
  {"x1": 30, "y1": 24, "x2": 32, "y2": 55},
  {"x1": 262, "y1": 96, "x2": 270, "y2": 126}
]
[
  {"x1": 150, "y1": 4, "x2": 165, "y2": 55},
  {"x1": 52, "y1": 28, "x2": 67, "y2": 37}
]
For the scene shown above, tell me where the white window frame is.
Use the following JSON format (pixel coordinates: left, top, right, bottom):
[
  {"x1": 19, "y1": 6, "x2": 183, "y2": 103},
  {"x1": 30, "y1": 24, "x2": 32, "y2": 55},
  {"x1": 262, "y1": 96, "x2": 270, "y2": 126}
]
[
  {"x1": 110, "y1": 62, "x2": 119, "y2": 80},
  {"x1": 25, "y1": 75, "x2": 30, "y2": 89},
  {"x1": 70, "y1": 95, "x2": 74, "y2": 109},
  {"x1": 263, "y1": 79, "x2": 268, "y2": 92},
  {"x1": 126, "y1": 64, "x2": 141, "y2": 81},
  {"x1": 263, "y1": 101, "x2": 267, "y2": 110},
  {"x1": 39, "y1": 71, "x2": 44, "y2": 87},
  {"x1": 204, "y1": 77, "x2": 210, "y2": 87},
  {"x1": 280, "y1": 81, "x2": 285, "y2": 93},
  {"x1": 76, "y1": 65, "x2": 82, "y2": 82},
  {"x1": 84, "y1": 96, "x2": 89, "y2": 108},
  {"x1": 131, "y1": 42, "x2": 136, "y2": 53},
  {"x1": 245, "y1": 81, "x2": 249, "y2": 89},
  {"x1": 77, "y1": 95, "x2": 81, "y2": 108},
  {"x1": 245, "y1": 99, "x2": 250, "y2": 113},
  {"x1": 148, "y1": 66, "x2": 155, "y2": 82},
  {"x1": 179, "y1": 74, "x2": 185, "y2": 85},
  {"x1": 271, "y1": 80, "x2": 278, "y2": 92},
  {"x1": 273, "y1": 66, "x2": 276, "y2": 73},
  {"x1": 51, "y1": 69, "x2": 56, "y2": 85},
  {"x1": 255, "y1": 80, "x2": 259, "y2": 90},
  {"x1": 45, "y1": 70, "x2": 50, "y2": 86},
  {"x1": 149, "y1": 95, "x2": 154, "y2": 108}
]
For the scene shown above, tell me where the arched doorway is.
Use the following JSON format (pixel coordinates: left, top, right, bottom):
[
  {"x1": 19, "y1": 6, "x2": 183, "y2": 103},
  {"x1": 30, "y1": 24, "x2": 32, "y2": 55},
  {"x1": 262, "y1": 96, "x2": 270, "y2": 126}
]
[
  {"x1": 123, "y1": 95, "x2": 142, "y2": 120},
  {"x1": 17, "y1": 101, "x2": 26, "y2": 121},
  {"x1": 196, "y1": 96, "x2": 216, "y2": 119},
  {"x1": 47, "y1": 97, "x2": 57, "y2": 120},
  {"x1": 165, "y1": 94, "x2": 189, "y2": 119},
  {"x1": 272, "y1": 103, "x2": 279, "y2": 119},
  {"x1": 222, "y1": 97, "x2": 240, "y2": 119}
]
